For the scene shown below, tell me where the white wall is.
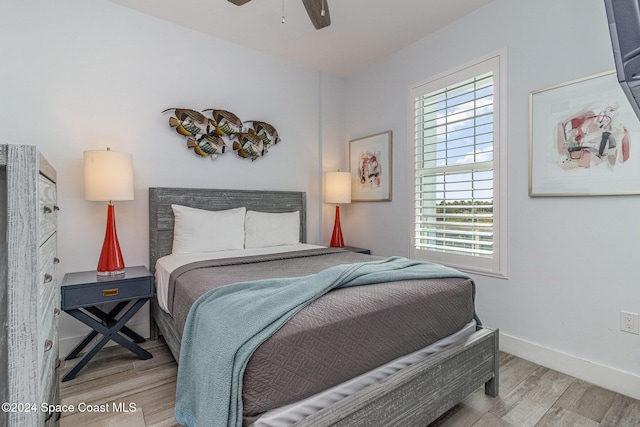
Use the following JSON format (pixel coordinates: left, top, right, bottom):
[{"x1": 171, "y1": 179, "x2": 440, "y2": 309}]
[
  {"x1": 344, "y1": 0, "x2": 640, "y2": 398},
  {"x1": 0, "y1": 0, "x2": 345, "y2": 353},
  {"x1": 320, "y1": 72, "x2": 349, "y2": 243}
]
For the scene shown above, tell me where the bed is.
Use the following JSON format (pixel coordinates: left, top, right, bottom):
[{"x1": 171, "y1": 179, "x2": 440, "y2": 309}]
[{"x1": 148, "y1": 187, "x2": 499, "y2": 426}]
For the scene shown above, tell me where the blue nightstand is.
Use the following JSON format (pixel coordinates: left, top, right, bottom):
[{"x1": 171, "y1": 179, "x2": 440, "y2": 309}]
[
  {"x1": 343, "y1": 246, "x2": 371, "y2": 255},
  {"x1": 60, "y1": 266, "x2": 154, "y2": 381}
]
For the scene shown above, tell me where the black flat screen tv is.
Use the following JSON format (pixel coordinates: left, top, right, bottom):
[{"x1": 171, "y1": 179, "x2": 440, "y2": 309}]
[{"x1": 605, "y1": 0, "x2": 640, "y2": 119}]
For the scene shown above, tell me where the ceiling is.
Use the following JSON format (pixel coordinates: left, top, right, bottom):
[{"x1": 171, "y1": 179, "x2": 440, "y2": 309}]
[{"x1": 110, "y1": 0, "x2": 495, "y2": 77}]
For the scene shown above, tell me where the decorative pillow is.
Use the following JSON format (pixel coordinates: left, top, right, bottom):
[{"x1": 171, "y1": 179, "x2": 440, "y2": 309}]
[
  {"x1": 171, "y1": 205, "x2": 246, "y2": 254},
  {"x1": 244, "y1": 210, "x2": 300, "y2": 249}
]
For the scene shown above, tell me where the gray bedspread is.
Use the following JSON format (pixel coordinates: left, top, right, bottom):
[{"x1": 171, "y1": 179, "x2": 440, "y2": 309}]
[{"x1": 167, "y1": 248, "x2": 476, "y2": 421}]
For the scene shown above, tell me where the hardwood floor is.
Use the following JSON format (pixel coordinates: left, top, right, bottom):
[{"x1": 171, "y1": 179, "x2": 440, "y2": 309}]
[
  {"x1": 59, "y1": 339, "x2": 178, "y2": 427},
  {"x1": 60, "y1": 339, "x2": 640, "y2": 426},
  {"x1": 430, "y1": 352, "x2": 640, "y2": 427}
]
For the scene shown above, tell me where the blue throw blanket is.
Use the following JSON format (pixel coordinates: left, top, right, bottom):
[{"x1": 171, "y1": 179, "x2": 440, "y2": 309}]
[{"x1": 174, "y1": 256, "x2": 474, "y2": 427}]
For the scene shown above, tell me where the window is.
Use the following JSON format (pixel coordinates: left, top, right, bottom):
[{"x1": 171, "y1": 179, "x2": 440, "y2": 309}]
[{"x1": 409, "y1": 51, "x2": 507, "y2": 277}]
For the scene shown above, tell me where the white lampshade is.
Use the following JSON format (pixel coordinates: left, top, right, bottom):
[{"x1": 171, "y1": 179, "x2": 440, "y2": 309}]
[
  {"x1": 325, "y1": 171, "x2": 352, "y2": 204},
  {"x1": 83, "y1": 149, "x2": 134, "y2": 201}
]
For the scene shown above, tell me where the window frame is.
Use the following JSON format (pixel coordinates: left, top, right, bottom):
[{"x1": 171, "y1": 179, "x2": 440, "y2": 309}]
[{"x1": 408, "y1": 50, "x2": 508, "y2": 278}]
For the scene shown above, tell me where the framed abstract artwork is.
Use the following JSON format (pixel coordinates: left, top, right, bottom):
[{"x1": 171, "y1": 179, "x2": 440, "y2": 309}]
[
  {"x1": 349, "y1": 131, "x2": 392, "y2": 201},
  {"x1": 529, "y1": 70, "x2": 640, "y2": 196}
]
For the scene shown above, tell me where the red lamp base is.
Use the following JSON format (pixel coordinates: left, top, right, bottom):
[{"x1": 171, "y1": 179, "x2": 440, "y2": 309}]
[
  {"x1": 330, "y1": 205, "x2": 345, "y2": 248},
  {"x1": 97, "y1": 204, "x2": 126, "y2": 276}
]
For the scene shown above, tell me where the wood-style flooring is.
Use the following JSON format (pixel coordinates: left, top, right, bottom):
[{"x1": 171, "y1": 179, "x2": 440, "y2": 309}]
[{"x1": 59, "y1": 339, "x2": 640, "y2": 427}]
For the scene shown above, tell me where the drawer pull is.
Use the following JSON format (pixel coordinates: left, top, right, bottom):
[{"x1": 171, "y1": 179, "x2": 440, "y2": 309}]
[
  {"x1": 56, "y1": 358, "x2": 61, "y2": 369},
  {"x1": 43, "y1": 205, "x2": 52, "y2": 214},
  {"x1": 103, "y1": 288, "x2": 119, "y2": 297},
  {"x1": 53, "y1": 257, "x2": 60, "y2": 264},
  {"x1": 44, "y1": 273, "x2": 53, "y2": 283},
  {"x1": 44, "y1": 339, "x2": 53, "y2": 352},
  {"x1": 54, "y1": 308, "x2": 60, "y2": 316}
]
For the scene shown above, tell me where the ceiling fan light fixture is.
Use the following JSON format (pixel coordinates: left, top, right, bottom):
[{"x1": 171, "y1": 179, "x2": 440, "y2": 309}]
[{"x1": 228, "y1": 0, "x2": 330, "y2": 30}]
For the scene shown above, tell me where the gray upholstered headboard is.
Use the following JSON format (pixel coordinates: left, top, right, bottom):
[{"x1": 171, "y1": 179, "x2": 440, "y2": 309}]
[{"x1": 148, "y1": 187, "x2": 307, "y2": 273}]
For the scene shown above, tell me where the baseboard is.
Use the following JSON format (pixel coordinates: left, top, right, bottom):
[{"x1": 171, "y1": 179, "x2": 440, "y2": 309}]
[{"x1": 500, "y1": 332, "x2": 640, "y2": 400}]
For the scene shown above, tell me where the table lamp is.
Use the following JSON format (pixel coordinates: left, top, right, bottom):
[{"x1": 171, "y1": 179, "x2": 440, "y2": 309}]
[
  {"x1": 325, "y1": 171, "x2": 352, "y2": 248},
  {"x1": 83, "y1": 148, "x2": 134, "y2": 276}
]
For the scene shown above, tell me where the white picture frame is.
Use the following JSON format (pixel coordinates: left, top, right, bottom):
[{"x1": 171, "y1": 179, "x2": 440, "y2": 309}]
[
  {"x1": 529, "y1": 71, "x2": 640, "y2": 196},
  {"x1": 349, "y1": 131, "x2": 392, "y2": 201}
]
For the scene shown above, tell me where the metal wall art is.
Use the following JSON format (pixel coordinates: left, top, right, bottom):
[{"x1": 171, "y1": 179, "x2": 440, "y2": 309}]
[{"x1": 163, "y1": 108, "x2": 280, "y2": 161}]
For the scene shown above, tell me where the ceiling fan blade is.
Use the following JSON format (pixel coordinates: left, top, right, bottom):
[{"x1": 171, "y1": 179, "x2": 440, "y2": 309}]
[
  {"x1": 228, "y1": 0, "x2": 252, "y2": 5},
  {"x1": 301, "y1": 0, "x2": 330, "y2": 30}
]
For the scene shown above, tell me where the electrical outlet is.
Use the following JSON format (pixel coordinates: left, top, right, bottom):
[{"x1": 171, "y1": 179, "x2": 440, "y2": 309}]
[{"x1": 620, "y1": 311, "x2": 640, "y2": 335}]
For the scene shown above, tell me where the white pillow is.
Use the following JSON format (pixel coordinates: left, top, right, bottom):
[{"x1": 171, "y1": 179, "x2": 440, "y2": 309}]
[
  {"x1": 245, "y1": 210, "x2": 300, "y2": 249},
  {"x1": 171, "y1": 205, "x2": 246, "y2": 254}
]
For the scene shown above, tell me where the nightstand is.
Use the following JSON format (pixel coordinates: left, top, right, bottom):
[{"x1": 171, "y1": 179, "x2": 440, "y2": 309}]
[
  {"x1": 60, "y1": 265, "x2": 154, "y2": 381},
  {"x1": 343, "y1": 246, "x2": 371, "y2": 255}
]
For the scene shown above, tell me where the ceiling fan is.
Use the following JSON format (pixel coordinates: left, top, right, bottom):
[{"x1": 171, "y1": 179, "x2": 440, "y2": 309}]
[{"x1": 228, "y1": 0, "x2": 331, "y2": 30}]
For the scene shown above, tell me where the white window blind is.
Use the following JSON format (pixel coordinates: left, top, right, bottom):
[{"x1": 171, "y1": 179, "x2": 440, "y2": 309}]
[{"x1": 409, "y1": 53, "x2": 507, "y2": 277}]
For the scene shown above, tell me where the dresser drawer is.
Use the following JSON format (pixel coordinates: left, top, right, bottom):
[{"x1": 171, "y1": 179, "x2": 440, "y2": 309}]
[
  {"x1": 43, "y1": 381, "x2": 60, "y2": 427},
  {"x1": 38, "y1": 233, "x2": 58, "y2": 312},
  {"x1": 39, "y1": 289, "x2": 59, "y2": 352},
  {"x1": 42, "y1": 372, "x2": 62, "y2": 427},
  {"x1": 42, "y1": 379, "x2": 60, "y2": 427},
  {"x1": 38, "y1": 174, "x2": 57, "y2": 246},
  {"x1": 61, "y1": 276, "x2": 154, "y2": 309},
  {"x1": 38, "y1": 322, "x2": 58, "y2": 418},
  {"x1": 38, "y1": 291, "x2": 59, "y2": 399}
]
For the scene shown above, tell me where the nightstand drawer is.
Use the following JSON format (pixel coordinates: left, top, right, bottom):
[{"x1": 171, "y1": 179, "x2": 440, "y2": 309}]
[
  {"x1": 61, "y1": 277, "x2": 153, "y2": 309},
  {"x1": 343, "y1": 246, "x2": 371, "y2": 255}
]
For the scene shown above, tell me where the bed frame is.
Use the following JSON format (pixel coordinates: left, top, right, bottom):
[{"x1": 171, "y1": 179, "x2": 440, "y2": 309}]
[{"x1": 148, "y1": 186, "x2": 499, "y2": 426}]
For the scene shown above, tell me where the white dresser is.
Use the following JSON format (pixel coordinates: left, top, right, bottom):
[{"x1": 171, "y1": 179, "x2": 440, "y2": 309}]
[{"x1": 0, "y1": 144, "x2": 60, "y2": 426}]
